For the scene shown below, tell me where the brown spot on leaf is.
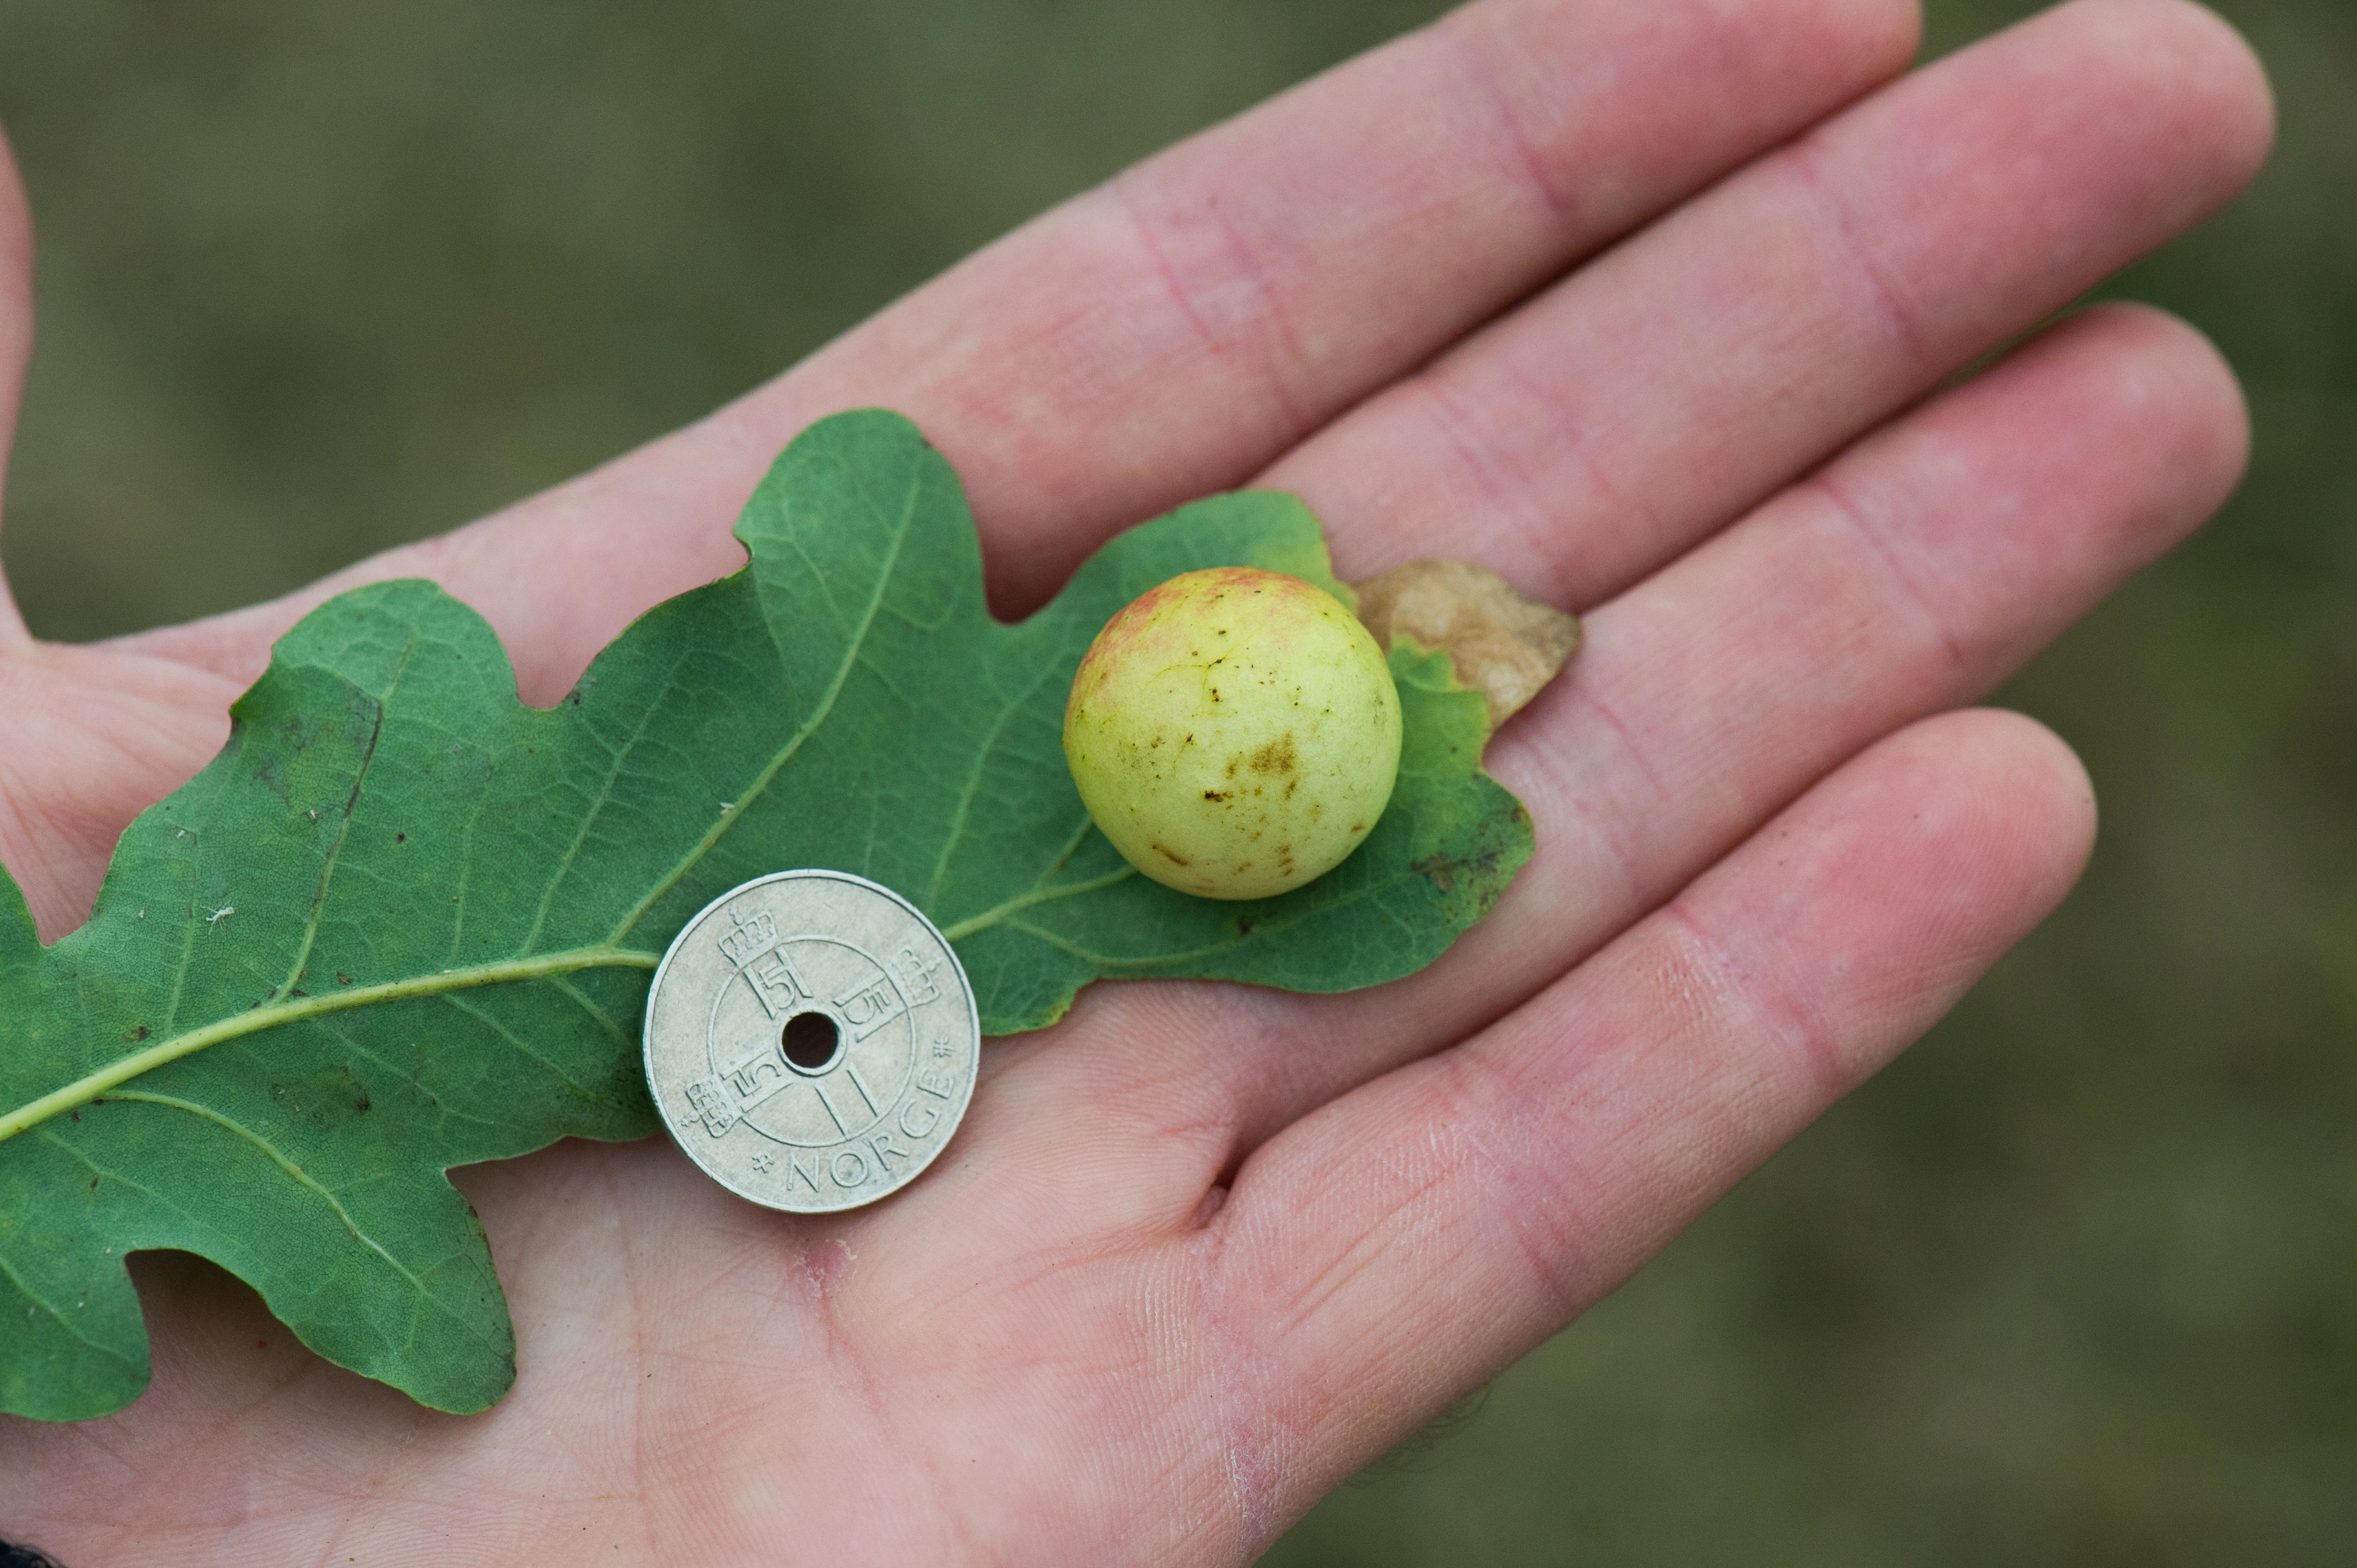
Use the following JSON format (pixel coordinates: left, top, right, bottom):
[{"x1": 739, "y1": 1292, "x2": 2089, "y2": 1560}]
[{"x1": 1412, "y1": 852, "x2": 1459, "y2": 892}]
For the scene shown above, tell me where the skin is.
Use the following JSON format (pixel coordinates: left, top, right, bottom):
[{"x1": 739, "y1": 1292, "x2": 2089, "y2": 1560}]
[
  {"x1": 0, "y1": 1, "x2": 2272, "y2": 1562},
  {"x1": 1064, "y1": 567, "x2": 1403, "y2": 899}
]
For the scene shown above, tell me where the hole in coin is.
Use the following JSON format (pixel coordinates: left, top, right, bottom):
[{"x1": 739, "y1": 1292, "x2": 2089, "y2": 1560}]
[{"x1": 781, "y1": 1011, "x2": 841, "y2": 1074}]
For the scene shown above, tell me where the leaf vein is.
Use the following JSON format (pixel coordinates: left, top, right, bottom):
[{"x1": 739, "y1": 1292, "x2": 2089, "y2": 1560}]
[
  {"x1": 94, "y1": 1090, "x2": 428, "y2": 1293},
  {"x1": 987, "y1": 866, "x2": 1440, "y2": 967},
  {"x1": 159, "y1": 827, "x2": 204, "y2": 1039},
  {"x1": 924, "y1": 660, "x2": 1064, "y2": 911},
  {"x1": 995, "y1": 918, "x2": 1244, "y2": 969},
  {"x1": 273, "y1": 633, "x2": 415, "y2": 1004},
  {"x1": 605, "y1": 458, "x2": 924, "y2": 943},
  {"x1": 523, "y1": 642, "x2": 697, "y2": 955},
  {"x1": 432, "y1": 991, "x2": 598, "y2": 1096},
  {"x1": 0, "y1": 1218, "x2": 128, "y2": 1359},
  {"x1": 542, "y1": 976, "x2": 630, "y2": 1046},
  {"x1": 940, "y1": 862, "x2": 1136, "y2": 942}
]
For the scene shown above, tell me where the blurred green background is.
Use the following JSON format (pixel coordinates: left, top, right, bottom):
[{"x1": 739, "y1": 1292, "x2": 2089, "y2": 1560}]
[{"x1": 0, "y1": 0, "x2": 2349, "y2": 1560}]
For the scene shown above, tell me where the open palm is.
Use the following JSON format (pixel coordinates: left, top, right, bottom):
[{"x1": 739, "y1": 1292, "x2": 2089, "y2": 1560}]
[{"x1": 0, "y1": 0, "x2": 2271, "y2": 1561}]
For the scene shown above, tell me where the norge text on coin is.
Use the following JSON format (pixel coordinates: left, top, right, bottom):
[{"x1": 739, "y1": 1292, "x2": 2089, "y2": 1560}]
[{"x1": 644, "y1": 870, "x2": 979, "y2": 1212}]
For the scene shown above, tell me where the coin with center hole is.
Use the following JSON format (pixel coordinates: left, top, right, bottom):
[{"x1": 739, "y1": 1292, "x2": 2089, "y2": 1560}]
[{"x1": 643, "y1": 870, "x2": 979, "y2": 1213}]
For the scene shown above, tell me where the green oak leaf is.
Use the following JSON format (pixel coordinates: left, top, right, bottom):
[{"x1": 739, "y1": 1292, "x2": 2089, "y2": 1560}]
[{"x1": 0, "y1": 410, "x2": 1532, "y2": 1422}]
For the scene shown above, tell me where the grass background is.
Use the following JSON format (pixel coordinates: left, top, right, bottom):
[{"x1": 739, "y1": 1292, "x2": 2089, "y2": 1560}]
[{"x1": 1, "y1": 1, "x2": 2350, "y2": 1560}]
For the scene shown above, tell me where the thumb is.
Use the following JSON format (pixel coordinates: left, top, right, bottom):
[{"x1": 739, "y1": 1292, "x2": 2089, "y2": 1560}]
[{"x1": 0, "y1": 126, "x2": 33, "y2": 649}]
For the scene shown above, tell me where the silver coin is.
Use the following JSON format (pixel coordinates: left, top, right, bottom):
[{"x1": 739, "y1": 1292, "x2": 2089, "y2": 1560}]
[{"x1": 644, "y1": 870, "x2": 979, "y2": 1213}]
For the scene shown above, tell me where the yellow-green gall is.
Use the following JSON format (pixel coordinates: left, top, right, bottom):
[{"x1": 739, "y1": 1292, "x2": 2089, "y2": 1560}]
[{"x1": 1063, "y1": 566, "x2": 1403, "y2": 900}]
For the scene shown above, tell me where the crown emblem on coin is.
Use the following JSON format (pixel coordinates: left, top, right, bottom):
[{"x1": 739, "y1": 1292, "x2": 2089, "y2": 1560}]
[{"x1": 717, "y1": 907, "x2": 780, "y2": 968}]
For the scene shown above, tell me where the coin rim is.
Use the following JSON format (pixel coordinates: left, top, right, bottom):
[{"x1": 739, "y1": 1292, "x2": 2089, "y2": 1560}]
[{"x1": 642, "y1": 868, "x2": 980, "y2": 1213}]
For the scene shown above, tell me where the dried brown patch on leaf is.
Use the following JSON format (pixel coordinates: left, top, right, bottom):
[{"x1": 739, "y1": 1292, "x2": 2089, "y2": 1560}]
[{"x1": 1352, "y1": 560, "x2": 1579, "y2": 729}]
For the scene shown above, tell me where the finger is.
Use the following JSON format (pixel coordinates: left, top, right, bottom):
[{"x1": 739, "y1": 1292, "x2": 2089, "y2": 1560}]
[
  {"x1": 115, "y1": 0, "x2": 1920, "y2": 700},
  {"x1": 0, "y1": 127, "x2": 35, "y2": 648},
  {"x1": 1273, "y1": 0, "x2": 2274, "y2": 605},
  {"x1": 979, "y1": 301, "x2": 2242, "y2": 1233},
  {"x1": 813, "y1": 0, "x2": 2265, "y2": 1253},
  {"x1": 0, "y1": 124, "x2": 248, "y2": 940},
  {"x1": 1202, "y1": 708, "x2": 2098, "y2": 1519}
]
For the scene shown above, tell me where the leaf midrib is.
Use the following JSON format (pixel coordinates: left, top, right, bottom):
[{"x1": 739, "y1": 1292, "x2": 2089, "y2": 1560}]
[{"x1": 0, "y1": 944, "x2": 660, "y2": 1147}]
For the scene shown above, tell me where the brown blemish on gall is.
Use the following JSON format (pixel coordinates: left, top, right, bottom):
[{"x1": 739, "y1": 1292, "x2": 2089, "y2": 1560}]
[
  {"x1": 1154, "y1": 844, "x2": 1191, "y2": 866},
  {"x1": 1247, "y1": 734, "x2": 1298, "y2": 776}
]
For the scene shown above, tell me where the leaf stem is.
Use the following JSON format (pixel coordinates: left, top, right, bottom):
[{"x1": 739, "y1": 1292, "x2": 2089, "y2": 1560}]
[{"x1": 0, "y1": 945, "x2": 660, "y2": 1147}]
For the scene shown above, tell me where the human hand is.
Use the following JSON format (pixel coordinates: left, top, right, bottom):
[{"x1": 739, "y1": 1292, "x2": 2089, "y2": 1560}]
[{"x1": 0, "y1": 0, "x2": 2271, "y2": 1560}]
